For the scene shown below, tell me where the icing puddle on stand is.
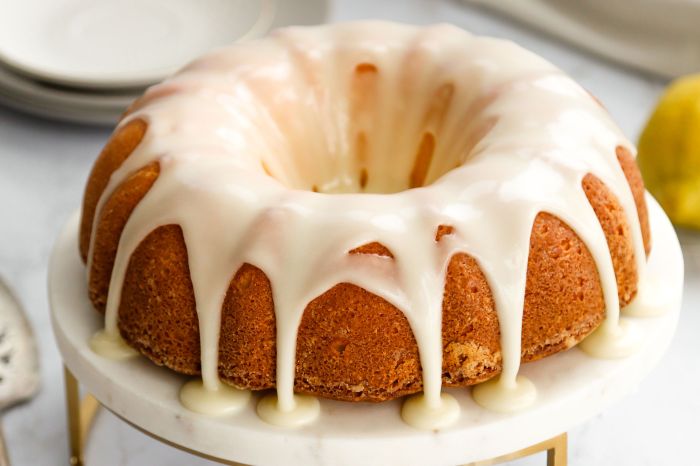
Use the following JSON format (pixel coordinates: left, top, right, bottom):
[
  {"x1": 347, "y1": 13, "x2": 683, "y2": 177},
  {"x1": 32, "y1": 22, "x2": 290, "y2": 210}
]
[
  {"x1": 471, "y1": 375, "x2": 536, "y2": 414},
  {"x1": 257, "y1": 393, "x2": 321, "y2": 428},
  {"x1": 89, "y1": 330, "x2": 138, "y2": 360},
  {"x1": 180, "y1": 379, "x2": 251, "y2": 417},
  {"x1": 87, "y1": 22, "x2": 653, "y2": 430},
  {"x1": 578, "y1": 318, "x2": 642, "y2": 359},
  {"x1": 401, "y1": 392, "x2": 460, "y2": 430}
]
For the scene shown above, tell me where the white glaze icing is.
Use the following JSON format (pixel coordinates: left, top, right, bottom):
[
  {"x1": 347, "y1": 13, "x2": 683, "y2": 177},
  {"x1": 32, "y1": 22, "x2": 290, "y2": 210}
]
[
  {"x1": 257, "y1": 393, "x2": 320, "y2": 427},
  {"x1": 179, "y1": 379, "x2": 251, "y2": 416},
  {"x1": 89, "y1": 330, "x2": 138, "y2": 360},
  {"x1": 623, "y1": 225, "x2": 680, "y2": 317},
  {"x1": 401, "y1": 392, "x2": 460, "y2": 430},
  {"x1": 578, "y1": 318, "x2": 642, "y2": 359},
  {"x1": 472, "y1": 375, "x2": 537, "y2": 414},
  {"x1": 86, "y1": 22, "x2": 649, "y2": 429}
]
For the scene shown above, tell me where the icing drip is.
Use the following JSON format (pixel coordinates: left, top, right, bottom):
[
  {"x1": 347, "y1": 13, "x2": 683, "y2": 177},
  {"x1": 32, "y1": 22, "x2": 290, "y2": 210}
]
[
  {"x1": 624, "y1": 280, "x2": 670, "y2": 317},
  {"x1": 180, "y1": 379, "x2": 251, "y2": 416},
  {"x1": 472, "y1": 375, "x2": 536, "y2": 414},
  {"x1": 87, "y1": 22, "x2": 649, "y2": 427},
  {"x1": 257, "y1": 393, "x2": 320, "y2": 427},
  {"x1": 401, "y1": 392, "x2": 460, "y2": 430},
  {"x1": 578, "y1": 317, "x2": 642, "y2": 358},
  {"x1": 624, "y1": 205, "x2": 681, "y2": 317},
  {"x1": 89, "y1": 330, "x2": 138, "y2": 360}
]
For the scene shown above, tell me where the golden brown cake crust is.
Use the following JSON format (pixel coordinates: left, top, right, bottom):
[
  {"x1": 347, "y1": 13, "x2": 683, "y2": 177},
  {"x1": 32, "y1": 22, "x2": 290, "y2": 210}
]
[
  {"x1": 80, "y1": 119, "x2": 148, "y2": 262},
  {"x1": 80, "y1": 119, "x2": 652, "y2": 402}
]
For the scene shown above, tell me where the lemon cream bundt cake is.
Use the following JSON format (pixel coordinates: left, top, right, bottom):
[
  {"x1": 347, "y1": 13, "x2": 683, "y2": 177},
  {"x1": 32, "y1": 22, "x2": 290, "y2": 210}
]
[{"x1": 81, "y1": 22, "x2": 651, "y2": 429}]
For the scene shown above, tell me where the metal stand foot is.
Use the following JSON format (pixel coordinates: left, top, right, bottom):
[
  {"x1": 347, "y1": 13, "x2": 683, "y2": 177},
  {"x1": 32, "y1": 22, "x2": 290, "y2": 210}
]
[
  {"x1": 468, "y1": 432, "x2": 568, "y2": 466},
  {"x1": 64, "y1": 366, "x2": 99, "y2": 466}
]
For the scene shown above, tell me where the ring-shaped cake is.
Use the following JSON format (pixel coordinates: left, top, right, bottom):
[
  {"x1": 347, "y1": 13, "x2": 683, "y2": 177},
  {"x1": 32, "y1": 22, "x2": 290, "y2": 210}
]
[{"x1": 79, "y1": 22, "x2": 653, "y2": 428}]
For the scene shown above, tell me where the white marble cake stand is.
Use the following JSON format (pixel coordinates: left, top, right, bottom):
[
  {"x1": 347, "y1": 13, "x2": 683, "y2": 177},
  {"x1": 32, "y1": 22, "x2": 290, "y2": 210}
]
[{"x1": 49, "y1": 195, "x2": 683, "y2": 466}]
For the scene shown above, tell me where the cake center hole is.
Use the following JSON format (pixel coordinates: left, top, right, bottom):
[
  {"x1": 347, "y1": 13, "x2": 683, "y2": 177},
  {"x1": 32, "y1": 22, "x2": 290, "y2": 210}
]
[{"x1": 259, "y1": 65, "x2": 484, "y2": 194}]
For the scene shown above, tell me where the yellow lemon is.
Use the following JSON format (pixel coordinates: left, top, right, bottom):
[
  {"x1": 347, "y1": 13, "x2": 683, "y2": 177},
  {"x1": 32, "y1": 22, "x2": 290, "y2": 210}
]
[{"x1": 638, "y1": 74, "x2": 700, "y2": 229}]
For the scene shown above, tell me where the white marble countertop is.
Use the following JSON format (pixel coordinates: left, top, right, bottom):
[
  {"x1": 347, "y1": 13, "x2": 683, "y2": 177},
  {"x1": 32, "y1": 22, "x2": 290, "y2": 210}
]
[{"x1": 0, "y1": 1, "x2": 698, "y2": 465}]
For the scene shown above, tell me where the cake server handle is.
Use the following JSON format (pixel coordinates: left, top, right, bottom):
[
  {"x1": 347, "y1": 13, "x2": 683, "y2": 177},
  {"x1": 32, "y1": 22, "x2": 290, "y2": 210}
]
[
  {"x1": 0, "y1": 277, "x2": 41, "y2": 466},
  {"x1": 0, "y1": 421, "x2": 11, "y2": 466}
]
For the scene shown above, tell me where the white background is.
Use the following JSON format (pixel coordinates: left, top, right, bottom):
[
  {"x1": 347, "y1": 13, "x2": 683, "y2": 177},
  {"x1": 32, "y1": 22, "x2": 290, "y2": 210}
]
[{"x1": 0, "y1": 0, "x2": 698, "y2": 465}]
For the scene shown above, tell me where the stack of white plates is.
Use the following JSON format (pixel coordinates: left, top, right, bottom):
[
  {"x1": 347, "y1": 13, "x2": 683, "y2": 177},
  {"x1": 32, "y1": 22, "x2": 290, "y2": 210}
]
[{"x1": 0, "y1": 0, "x2": 327, "y2": 125}]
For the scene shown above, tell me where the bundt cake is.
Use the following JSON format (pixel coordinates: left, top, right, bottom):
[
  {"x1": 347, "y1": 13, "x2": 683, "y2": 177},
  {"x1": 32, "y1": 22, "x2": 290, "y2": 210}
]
[{"x1": 80, "y1": 22, "x2": 650, "y2": 428}]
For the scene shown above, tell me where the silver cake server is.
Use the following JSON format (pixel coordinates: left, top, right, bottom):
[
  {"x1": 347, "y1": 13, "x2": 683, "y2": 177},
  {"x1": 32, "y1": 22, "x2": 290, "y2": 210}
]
[{"x1": 0, "y1": 277, "x2": 40, "y2": 466}]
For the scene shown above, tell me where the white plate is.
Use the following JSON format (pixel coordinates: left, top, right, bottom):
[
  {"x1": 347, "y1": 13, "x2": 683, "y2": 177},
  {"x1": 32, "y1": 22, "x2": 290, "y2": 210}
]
[
  {"x1": 0, "y1": 0, "x2": 328, "y2": 90},
  {"x1": 48, "y1": 196, "x2": 683, "y2": 466},
  {"x1": 0, "y1": 62, "x2": 136, "y2": 125}
]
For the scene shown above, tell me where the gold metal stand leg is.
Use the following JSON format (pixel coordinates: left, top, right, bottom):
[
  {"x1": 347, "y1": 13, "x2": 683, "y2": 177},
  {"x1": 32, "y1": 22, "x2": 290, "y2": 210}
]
[
  {"x1": 467, "y1": 432, "x2": 568, "y2": 466},
  {"x1": 546, "y1": 433, "x2": 567, "y2": 466},
  {"x1": 64, "y1": 366, "x2": 99, "y2": 466}
]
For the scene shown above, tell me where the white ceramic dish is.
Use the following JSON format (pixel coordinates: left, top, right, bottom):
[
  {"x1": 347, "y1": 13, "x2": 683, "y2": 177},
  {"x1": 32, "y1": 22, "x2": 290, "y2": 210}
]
[
  {"x1": 0, "y1": 0, "x2": 328, "y2": 90},
  {"x1": 0, "y1": 62, "x2": 136, "y2": 125},
  {"x1": 48, "y1": 196, "x2": 682, "y2": 466},
  {"x1": 465, "y1": 0, "x2": 700, "y2": 79}
]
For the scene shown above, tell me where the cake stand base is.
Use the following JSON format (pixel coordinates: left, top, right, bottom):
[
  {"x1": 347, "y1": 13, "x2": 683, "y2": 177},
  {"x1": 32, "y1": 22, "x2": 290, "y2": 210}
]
[
  {"x1": 63, "y1": 365, "x2": 567, "y2": 466},
  {"x1": 50, "y1": 194, "x2": 682, "y2": 466}
]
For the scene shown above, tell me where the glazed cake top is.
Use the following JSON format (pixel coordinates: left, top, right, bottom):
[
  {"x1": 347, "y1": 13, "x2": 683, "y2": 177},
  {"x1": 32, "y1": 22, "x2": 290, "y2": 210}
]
[{"x1": 88, "y1": 22, "x2": 647, "y2": 428}]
